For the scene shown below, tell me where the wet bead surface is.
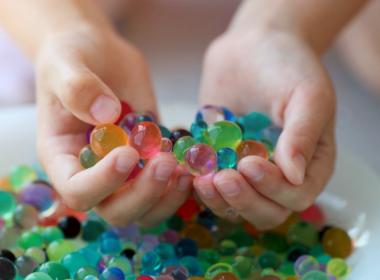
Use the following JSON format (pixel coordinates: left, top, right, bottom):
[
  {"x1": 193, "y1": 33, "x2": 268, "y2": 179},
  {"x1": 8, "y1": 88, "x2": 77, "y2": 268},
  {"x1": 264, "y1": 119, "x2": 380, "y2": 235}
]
[
  {"x1": 195, "y1": 105, "x2": 235, "y2": 125},
  {"x1": 216, "y1": 148, "x2": 237, "y2": 169},
  {"x1": 129, "y1": 122, "x2": 162, "y2": 159},
  {"x1": 173, "y1": 136, "x2": 196, "y2": 163},
  {"x1": 80, "y1": 145, "x2": 100, "y2": 168},
  {"x1": 0, "y1": 257, "x2": 17, "y2": 280},
  {"x1": 184, "y1": 144, "x2": 217, "y2": 176},
  {"x1": 170, "y1": 129, "x2": 192, "y2": 144},
  {"x1": 236, "y1": 140, "x2": 269, "y2": 161},
  {"x1": 90, "y1": 124, "x2": 128, "y2": 157},
  {"x1": 207, "y1": 121, "x2": 242, "y2": 151},
  {"x1": 321, "y1": 227, "x2": 352, "y2": 258}
]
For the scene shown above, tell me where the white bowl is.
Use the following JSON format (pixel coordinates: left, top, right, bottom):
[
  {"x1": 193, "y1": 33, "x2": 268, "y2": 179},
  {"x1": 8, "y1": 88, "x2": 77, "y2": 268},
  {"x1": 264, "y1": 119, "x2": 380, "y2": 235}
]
[{"x1": 0, "y1": 105, "x2": 379, "y2": 279}]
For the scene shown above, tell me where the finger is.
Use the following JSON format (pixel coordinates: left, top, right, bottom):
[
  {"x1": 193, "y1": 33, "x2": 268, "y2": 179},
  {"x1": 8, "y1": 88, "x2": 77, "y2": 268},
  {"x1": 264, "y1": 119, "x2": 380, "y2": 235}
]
[
  {"x1": 193, "y1": 174, "x2": 233, "y2": 219},
  {"x1": 95, "y1": 152, "x2": 177, "y2": 226},
  {"x1": 239, "y1": 124, "x2": 335, "y2": 212},
  {"x1": 45, "y1": 146, "x2": 139, "y2": 211},
  {"x1": 138, "y1": 167, "x2": 193, "y2": 227},
  {"x1": 213, "y1": 169, "x2": 291, "y2": 230},
  {"x1": 46, "y1": 56, "x2": 122, "y2": 124},
  {"x1": 274, "y1": 83, "x2": 335, "y2": 185}
]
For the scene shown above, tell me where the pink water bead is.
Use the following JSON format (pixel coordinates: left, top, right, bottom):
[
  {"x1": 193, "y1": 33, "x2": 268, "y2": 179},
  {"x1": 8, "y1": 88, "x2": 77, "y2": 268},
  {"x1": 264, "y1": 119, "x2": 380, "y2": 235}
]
[
  {"x1": 129, "y1": 122, "x2": 162, "y2": 159},
  {"x1": 184, "y1": 144, "x2": 217, "y2": 176}
]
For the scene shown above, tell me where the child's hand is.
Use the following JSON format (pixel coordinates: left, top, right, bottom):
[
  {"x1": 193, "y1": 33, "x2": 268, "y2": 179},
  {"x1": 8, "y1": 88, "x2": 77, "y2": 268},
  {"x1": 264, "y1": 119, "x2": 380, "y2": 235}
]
[
  {"x1": 195, "y1": 27, "x2": 336, "y2": 229},
  {"x1": 36, "y1": 28, "x2": 192, "y2": 226}
]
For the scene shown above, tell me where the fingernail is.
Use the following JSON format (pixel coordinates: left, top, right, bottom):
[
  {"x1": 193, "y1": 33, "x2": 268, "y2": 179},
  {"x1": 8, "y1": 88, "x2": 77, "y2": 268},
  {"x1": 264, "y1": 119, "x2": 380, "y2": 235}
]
[
  {"x1": 154, "y1": 161, "x2": 176, "y2": 181},
  {"x1": 242, "y1": 161, "x2": 265, "y2": 182},
  {"x1": 194, "y1": 174, "x2": 215, "y2": 198},
  {"x1": 115, "y1": 151, "x2": 133, "y2": 173},
  {"x1": 178, "y1": 176, "x2": 192, "y2": 192},
  {"x1": 215, "y1": 179, "x2": 240, "y2": 197},
  {"x1": 293, "y1": 153, "x2": 306, "y2": 184},
  {"x1": 90, "y1": 95, "x2": 120, "y2": 123}
]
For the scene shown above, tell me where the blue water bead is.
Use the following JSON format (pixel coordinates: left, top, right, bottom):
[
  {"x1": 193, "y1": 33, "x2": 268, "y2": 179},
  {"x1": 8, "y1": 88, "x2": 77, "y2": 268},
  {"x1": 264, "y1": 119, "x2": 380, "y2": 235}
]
[
  {"x1": 19, "y1": 181, "x2": 55, "y2": 212},
  {"x1": 190, "y1": 121, "x2": 208, "y2": 143},
  {"x1": 195, "y1": 105, "x2": 235, "y2": 125},
  {"x1": 179, "y1": 256, "x2": 203, "y2": 276},
  {"x1": 101, "y1": 231, "x2": 119, "y2": 240},
  {"x1": 107, "y1": 256, "x2": 132, "y2": 275},
  {"x1": 155, "y1": 243, "x2": 176, "y2": 261},
  {"x1": 141, "y1": 251, "x2": 163, "y2": 273},
  {"x1": 62, "y1": 252, "x2": 89, "y2": 275},
  {"x1": 101, "y1": 267, "x2": 125, "y2": 280},
  {"x1": 100, "y1": 237, "x2": 121, "y2": 255},
  {"x1": 175, "y1": 238, "x2": 198, "y2": 257},
  {"x1": 216, "y1": 148, "x2": 237, "y2": 169}
]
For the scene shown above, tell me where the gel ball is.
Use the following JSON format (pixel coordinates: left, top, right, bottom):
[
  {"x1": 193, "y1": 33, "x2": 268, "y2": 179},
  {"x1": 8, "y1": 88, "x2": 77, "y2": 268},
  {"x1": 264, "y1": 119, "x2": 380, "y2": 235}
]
[
  {"x1": 207, "y1": 121, "x2": 242, "y2": 151},
  {"x1": 170, "y1": 129, "x2": 192, "y2": 144},
  {"x1": 173, "y1": 136, "x2": 196, "y2": 163},
  {"x1": 236, "y1": 140, "x2": 269, "y2": 161},
  {"x1": 195, "y1": 105, "x2": 235, "y2": 125},
  {"x1": 161, "y1": 138, "x2": 173, "y2": 153},
  {"x1": 326, "y1": 258, "x2": 349, "y2": 279},
  {"x1": 18, "y1": 181, "x2": 55, "y2": 212},
  {"x1": 10, "y1": 165, "x2": 37, "y2": 191},
  {"x1": 80, "y1": 145, "x2": 100, "y2": 169},
  {"x1": 90, "y1": 124, "x2": 128, "y2": 157},
  {"x1": 294, "y1": 255, "x2": 319, "y2": 276},
  {"x1": 216, "y1": 148, "x2": 237, "y2": 169},
  {"x1": 321, "y1": 227, "x2": 352, "y2": 258},
  {"x1": 0, "y1": 191, "x2": 16, "y2": 215},
  {"x1": 116, "y1": 101, "x2": 134, "y2": 124},
  {"x1": 184, "y1": 144, "x2": 217, "y2": 176},
  {"x1": 129, "y1": 122, "x2": 162, "y2": 160}
]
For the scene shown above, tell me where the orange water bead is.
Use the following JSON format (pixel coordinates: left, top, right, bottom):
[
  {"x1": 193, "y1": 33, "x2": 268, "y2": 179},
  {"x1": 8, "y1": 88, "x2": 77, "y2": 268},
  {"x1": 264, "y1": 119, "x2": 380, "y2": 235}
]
[
  {"x1": 212, "y1": 272, "x2": 239, "y2": 280},
  {"x1": 90, "y1": 123, "x2": 128, "y2": 157},
  {"x1": 236, "y1": 140, "x2": 269, "y2": 161},
  {"x1": 322, "y1": 227, "x2": 353, "y2": 258},
  {"x1": 0, "y1": 177, "x2": 11, "y2": 191},
  {"x1": 129, "y1": 122, "x2": 162, "y2": 159},
  {"x1": 182, "y1": 224, "x2": 214, "y2": 248}
]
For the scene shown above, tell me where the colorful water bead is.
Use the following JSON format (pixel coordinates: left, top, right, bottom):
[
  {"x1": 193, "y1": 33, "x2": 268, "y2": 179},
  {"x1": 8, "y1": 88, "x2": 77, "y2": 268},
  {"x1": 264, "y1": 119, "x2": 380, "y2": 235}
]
[
  {"x1": 216, "y1": 148, "x2": 237, "y2": 169},
  {"x1": 321, "y1": 227, "x2": 353, "y2": 258},
  {"x1": 236, "y1": 140, "x2": 269, "y2": 161},
  {"x1": 287, "y1": 222, "x2": 318, "y2": 248},
  {"x1": 0, "y1": 257, "x2": 17, "y2": 280},
  {"x1": 195, "y1": 105, "x2": 235, "y2": 125},
  {"x1": 0, "y1": 190, "x2": 16, "y2": 215},
  {"x1": 129, "y1": 121, "x2": 162, "y2": 159},
  {"x1": 173, "y1": 136, "x2": 196, "y2": 163},
  {"x1": 116, "y1": 101, "x2": 134, "y2": 124},
  {"x1": 16, "y1": 255, "x2": 39, "y2": 277},
  {"x1": 25, "y1": 272, "x2": 54, "y2": 280},
  {"x1": 13, "y1": 204, "x2": 39, "y2": 229},
  {"x1": 101, "y1": 267, "x2": 125, "y2": 280},
  {"x1": 212, "y1": 272, "x2": 239, "y2": 280},
  {"x1": 170, "y1": 129, "x2": 192, "y2": 144},
  {"x1": 294, "y1": 255, "x2": 319, "y2": 276},
  {"x1": 326, "y1": 258, "x2": 349, "y2": 279},
  {"x1": 38, "y1": 261, "x2": 70, "y2": 280},
  {"x1": 237, "y1": 112, "x2": 271, "y2": 140},
  {"x1": 80, "y1": 145, "x2": 100, "y2": 168},
  {"x1": 185, "y1": 144, "x2": 217, "y2": 176},
  {"x1": 18, "y1": 181, "x2": 55, "y2": 212},
  {"x1": 207, "y1": 121, "x2": 242, "y2": 151},
  {"x1": 161, "y1": 138, "x2": 173, "y2": 153},
  {"x1": 9, "y1": 165, "x2": 37, "y2": 191},
  {"x1": 300, "y1": 270, "x2": 329, "y2": 280},
  {"x1": 58, "y1": 216, "x2": 82, "y2": 239},
  {"x1": 191, "y1": 121, "x2": 208, "y2": 143},
  {"x1": 90, "y1": 124, "x2": 128, "y2": 157}
]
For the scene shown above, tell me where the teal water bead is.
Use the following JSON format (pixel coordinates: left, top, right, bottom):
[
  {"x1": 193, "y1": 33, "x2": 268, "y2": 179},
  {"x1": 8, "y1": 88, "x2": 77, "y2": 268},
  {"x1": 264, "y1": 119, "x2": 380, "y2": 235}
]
[
  {"x1": 42, "y1": 226, "x2": 64, "y2": 244},
  {"x1": 79, "y1": 247, "x2": 102, "y2": 268},
  {"x1": 204, "y1": 262, "x2": 233, "y2": 280},
  {"x1": 25, "y1": 272, "x2": 53, "y2": 280},
  {"x1": 62, "y1": 252, "x2": 89, "y2": 275},
  {"x1": 173, "y1": 136, "x2": 196, "y2": 163},
  {"x1": 237, "y1": 112, "x2": 271, "y2": 139},
  {"x1": 82, "y1": 220, "x2": 106, "y2": 242},
  {"x1": 0, "y1": 191, "x2": 16, "y2": 215},
  {"x1": 100, "y1": 236, "x2": 122, "y2": 255},
  {"x1": 287, "y1": 222, "x2": 318, "y2": 248},
  {"x1": 207, "y1": 121, "x2": 242, "y2": 151},
  {"x1": 294, "y1": 255, "x2": 320, "y2": 276},
  {"x1": 25, "y1": 247, "x2": 46, "y2": 264},
  {"x1": 258, "y1": 251, "x2": 281, "y2": 270},
  {"x1": 300, "y1": 270, "x2": 329, "y2": 280},
  {"x1": 180, "y1": 256, "x2": 203, "y2": 276},
  {"x1": 191, "y1": 121, "x2": 209, "y2": 143},
  {"x1": 259, "y1": 232, "x2": 288, "y2": 253},
  {"x1": 75, "y1": 266, "x2": 99, "y2": 280},
  {"x1": 159, "y1": 125, "x2": 172, "y2": 139},
  {"x1": 18, "y1": 231, "x2": 43, "y2": 250},
  {"x1": 217, "y1": 148, "x2": 237, "y2": 169},
  {"x1": 141, "y1": 251, "x2": 163, "y2": 272},
  {"x1": 80, "y1": 145, "x2": 100, "y2": 169},
  {"x1": 326, "y1": 258, "x2": 349, "y2": 279},
  {"x1": 108, "y1": 256, "x2": 132, "y2": 275},
  {"x1": 10, "y1": 165, "x2": 37, "y2": 191},
  {"x1": 46, "y1": 239, "x2": 77, "y2": 261},
  {"x1": 84, "y1": 276, "x2": 100, "y2": 280},
  {"x1": 154, "y1": 243, "x2": 176, "y2": 261},
  {"x1": 38, "y1": 261, "x2": 70, "y2": 280}
]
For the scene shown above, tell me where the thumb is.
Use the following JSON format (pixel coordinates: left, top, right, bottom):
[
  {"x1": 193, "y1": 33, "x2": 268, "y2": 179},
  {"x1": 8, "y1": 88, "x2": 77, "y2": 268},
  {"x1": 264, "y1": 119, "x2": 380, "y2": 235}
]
[{"x1": 274, "y1": 83, "x2": 335, "y2": 185}]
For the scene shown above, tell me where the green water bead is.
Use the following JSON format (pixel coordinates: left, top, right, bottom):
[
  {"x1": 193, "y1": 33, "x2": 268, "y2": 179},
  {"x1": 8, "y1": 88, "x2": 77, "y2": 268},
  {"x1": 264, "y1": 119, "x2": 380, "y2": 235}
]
[
  {"x1": 232, "y1": 256, "x2": 253, "y2": 279},
  {"x1": 18, "y1": 231, "x2": 43, "y2": 250},
  {"x1": 108, "y1": 256, "x2": 133, "y2": 275},
  {"x1": 205, "y1": 262, "x2": 233, "y2": 280},
  {"x1": 287, "y1": 222, "x2": 318, "y2": 248},
  {"x1": 278, "y1": 262, "x2": 295, "y2": 276},
  {"x1": 198, "y1": 249, "x2": 220, "y2": 264},
  {"x1": 75, "y1": 266, "x2": 99, "y2": 280},
  {"x1": 258, "y1": 251, "x2": 281, "y2": 270},
  {"x1": 79, "y1": 146, "x2": 100, "y2": 169},
  {"x1": 81, "y1": 220, "x2": 106, "y2": 242},
  {"x1": 207, "y1": 121, "x2": 242, "y2": 151},
  {"x1": 217, "y1": 148, "x2": 237, "y2": 169},
  {"x1": 326, "y1": 258, "x2": 349, "y2": 279},
  {"x1": 10, "y1": 165, "x2": 37, "y2": 191},
  {"x1": 259, "y1": 232, "x2": 288, "y2": 253},
  {"x1": 42, "y1": 226, "x2": 64, "y2": 244},
  {"x1": 191, "y1": 121, "x2": 209, "y2": 143},
  {"x1": 46, "y1": 239, "x2": 77, "y2": 261},
  {"x1": 173, "y1": 136, "x2": 196, "y2": 163},
  {"x1": 38, "y1": 261, "x2": 71, "y2": 280},
  {"x1": 25, "y1": 272, "x2": 54, "y2": 280},
  {"x1": 218, "y1": 240, "x2": 237, "y2": 256},
  {"x1": 0, "y1": 190, "x2": 16, "y2": 215},
  {"x1": 300, "y1": 270, "x2": 329, "y2": 280},
  {"x1": 226, "y1": 228, "x2": 254, "y2": 247},
  {"x1": 25, "y1": 247, "x2": 46, "y2": 264}
]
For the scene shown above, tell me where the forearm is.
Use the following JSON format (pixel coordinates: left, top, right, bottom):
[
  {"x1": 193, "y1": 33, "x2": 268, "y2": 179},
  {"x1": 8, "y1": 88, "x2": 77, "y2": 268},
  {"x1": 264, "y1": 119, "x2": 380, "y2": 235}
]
[
  {"x1": 0, "y1": 0, "x2": 113, "y2": 59},
  {"x1": 231, "y1": 0, "x2": 368, "y2": 53}
]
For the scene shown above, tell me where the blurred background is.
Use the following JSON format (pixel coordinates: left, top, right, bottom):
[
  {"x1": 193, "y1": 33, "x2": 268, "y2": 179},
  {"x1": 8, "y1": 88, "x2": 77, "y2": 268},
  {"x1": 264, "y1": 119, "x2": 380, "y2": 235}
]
[{"x1": 0, "y1": 0, "x2": 379, "y2": 174}]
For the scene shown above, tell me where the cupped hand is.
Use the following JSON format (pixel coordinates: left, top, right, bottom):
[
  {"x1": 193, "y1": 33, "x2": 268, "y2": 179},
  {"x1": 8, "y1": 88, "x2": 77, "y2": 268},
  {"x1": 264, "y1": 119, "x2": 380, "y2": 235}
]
[
  {"x1": 195, "y1": 27, "x2": 336, "y2": 229},
  {"x1": 36, "y1": 27, "x2": 192, "y2": 226}
]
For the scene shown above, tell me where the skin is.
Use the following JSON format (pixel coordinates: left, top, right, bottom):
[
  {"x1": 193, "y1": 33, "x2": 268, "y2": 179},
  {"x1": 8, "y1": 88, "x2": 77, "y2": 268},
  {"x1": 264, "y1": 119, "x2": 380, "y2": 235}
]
[{"x1": 0, "y1": 0, "x2": 368, "y2": 228}]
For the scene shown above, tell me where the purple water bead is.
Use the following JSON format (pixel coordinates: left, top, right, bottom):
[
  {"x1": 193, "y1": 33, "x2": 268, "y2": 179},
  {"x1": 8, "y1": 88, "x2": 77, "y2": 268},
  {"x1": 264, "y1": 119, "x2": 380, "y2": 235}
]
[
  {"x1": 184, "y1": 144, "x2": 217, "y2": 176},
  {"x1": 18, "y1": 181, "x2": 55, "y2": 212}
]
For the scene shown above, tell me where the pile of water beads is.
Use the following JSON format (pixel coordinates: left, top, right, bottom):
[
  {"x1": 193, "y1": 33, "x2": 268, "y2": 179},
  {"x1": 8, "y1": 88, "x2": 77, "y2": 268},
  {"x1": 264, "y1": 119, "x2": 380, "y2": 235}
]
[
  {"x1": 80, "y1": 103, "x2": 280, "y2": 175},
  {"x1": 0, "y1": 165, "x2": 353, "y2": 280}
]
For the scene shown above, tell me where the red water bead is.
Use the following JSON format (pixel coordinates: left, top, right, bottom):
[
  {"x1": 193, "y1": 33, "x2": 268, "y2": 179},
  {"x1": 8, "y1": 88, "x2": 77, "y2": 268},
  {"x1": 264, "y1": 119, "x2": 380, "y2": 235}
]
[
  {"x1": 129, "y1": 122, "x2": 162, "y2": 159},
  {"x1": 176, "y1": 197, "x2": 201, "y2": 221},
  {"x1": 126, "y1": 164, "x2": 142, "y2": 181},
  {"x1": 236, "y1": 140, "x2": 269, "y2": 161},
  {"x1": 137, "y1": 276, "x2": 154, "y2": 280},
  {"x1": 116, "y1": 101, "x2": 134, "y2": 124},
  {"x1": 300, "y1": 204, "x2": 326, "y2": 228}
]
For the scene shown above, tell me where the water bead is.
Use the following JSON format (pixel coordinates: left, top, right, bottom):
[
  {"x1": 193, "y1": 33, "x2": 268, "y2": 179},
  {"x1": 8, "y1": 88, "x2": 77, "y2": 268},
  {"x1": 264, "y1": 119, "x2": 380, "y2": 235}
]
[
  {"x1": 10, "y1": 165, "x2": 38, "y2": 191},
  {"x1": 294, "y1": 255, "x2": 319, "y2": 276},
  {"x1": 25, "y1": 272, "x2": 54, "y2": 280},
  {"x1": 179, "y1": 256, "x2": 203, "y2": 276},
  {"x1": 136, "y1": 112, "x2": 156, "y2": 123},
  {"x1": 236, "y1": 140, "x2": 269, "y2": 161},
  {"x1": 38, "y1": 261, "x2": 71, "y2": 280},
  {"x1": 175, "y1": 238, "x2": 198, "y2": 257},
  {"x1": 90, "y1": 124, "x2": 128, "y2": 157},
  {"x1": 0, "y1": 257, "x2": 17, "y2": 280},
  {"x1": 141, "y1": 251, "x2": 163, "y2": 273},
  {"x1": 321, "y1": 227, "x2": 352, "y2": 258},
  {"x1": 161, "y1": 138, "x2": 173, "y2": 152},
  {"x1": 101, "y1": 267, "x2": 125, "y2": 280},
  {"x1": 259, "y1": 232, "x2": 288, "y2": 254},
  {"x1": 0, "y1": 191, "x2": 16, "y2": 215},
  {"x1": 195, "y1": 105, "x2": 235, "y2": 125},
  {"x1": 24, "y1": 247, "x2": 46, "y2": 264},
  {"x1": 119, "y1": 112, "x2": 140, "y2": 133},
  {"x1": 80, "y1": 145, "x2": 100, "y2": 169},
  {"x1": 204, "y1": 263, "x2": 233, "y2": 280},
  {"x1": 300, "y1": 270, "x2": 329, "y2": 280},
  {"x1": 300, "y1": 204, "x2": 326, "y2": 228},
  {"x1": 108, "y1": 256, "x2": 132, "y2": 275},
  {"x1": 19, "y1": 181, "x2": 55, "y2": 212},
  {"x1": 207, "y1": 121, "x2": 242, "y2": 151},
  {"x1": 82, "y1": 220, "x2": 106, "y2": 242},
  {"x1": 42, "y1": 226, "x2": 64, "y2": 244},
  {"x1": 184, "y1": 144, "x2": 217, "y2": 176},
  {"x1": 0, "y1": 249, "x2": 16, "y2": 263},
  {"x1": 58, "y1": 216, "x2": 82, "y2": 239},
  {"x1": 15, "y1": 255, "x2": 39, "y2": 277},
  {"x1": 0, "y1": 227, "x2": 21, "y2": 249},
  {"x1": 173, "y1": 136, "x2": 196, "y2": 163},
  {"x1": 129, "y1": 122, "x2": 162, "y2": 160},
  {"x1": 116, "y1": 101, "x2": 134, "y2": 124},
  {"x1": 75, "y1": 266, "x2": 99, "y2": 280},
  {"x1": 287, "y1": 222, "x2": 318, "y2": 248},
  {"x1": 46, "y1": 239, "x2": 77, "y2": 261},
  {"x1": 100, "y1": 237, "x2": 122, "y2": 255},
  {"x1": 170, "y1": 129, "x2": 192, "y2": 144},
  {"x1": 216, "y1": 148, "x2": 237, "y2": 170},
  {"x1": 62, "y1": 252, "x2": 89, "y2": 275},
  {"x1": 326, "y1": 258, "x2": 349, "y2": 278},
  {"x1": 212, "y1": 272, "x2": 239, "y2": 280},
  {"x1": 237, "y1": 112, "x2": 271, "y2": 140},
  {"x1": 13, "y1": 204, "x2": 39, "y2": 229},
  {"x1": 18, "y1": 231, "x2": 43, "y2": 250},
  {"x1": 176, "y1": 197, "x2": 200, "y2": 222},
  {"x1": 182, "y1": 224, "x2": 214, "y2": 249},
  {"x1": 191, "y1": 121, "x2": 209, "y2": 143},
  {"x1": 159, "y1": 125, "x2": 172, "y2": 139},
  {"x1": 218, "y1": 240, "x2": 237, "y2": 256},
  {"x1": 258, "y1": 251, "x2": 281, "y2": 270}
]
